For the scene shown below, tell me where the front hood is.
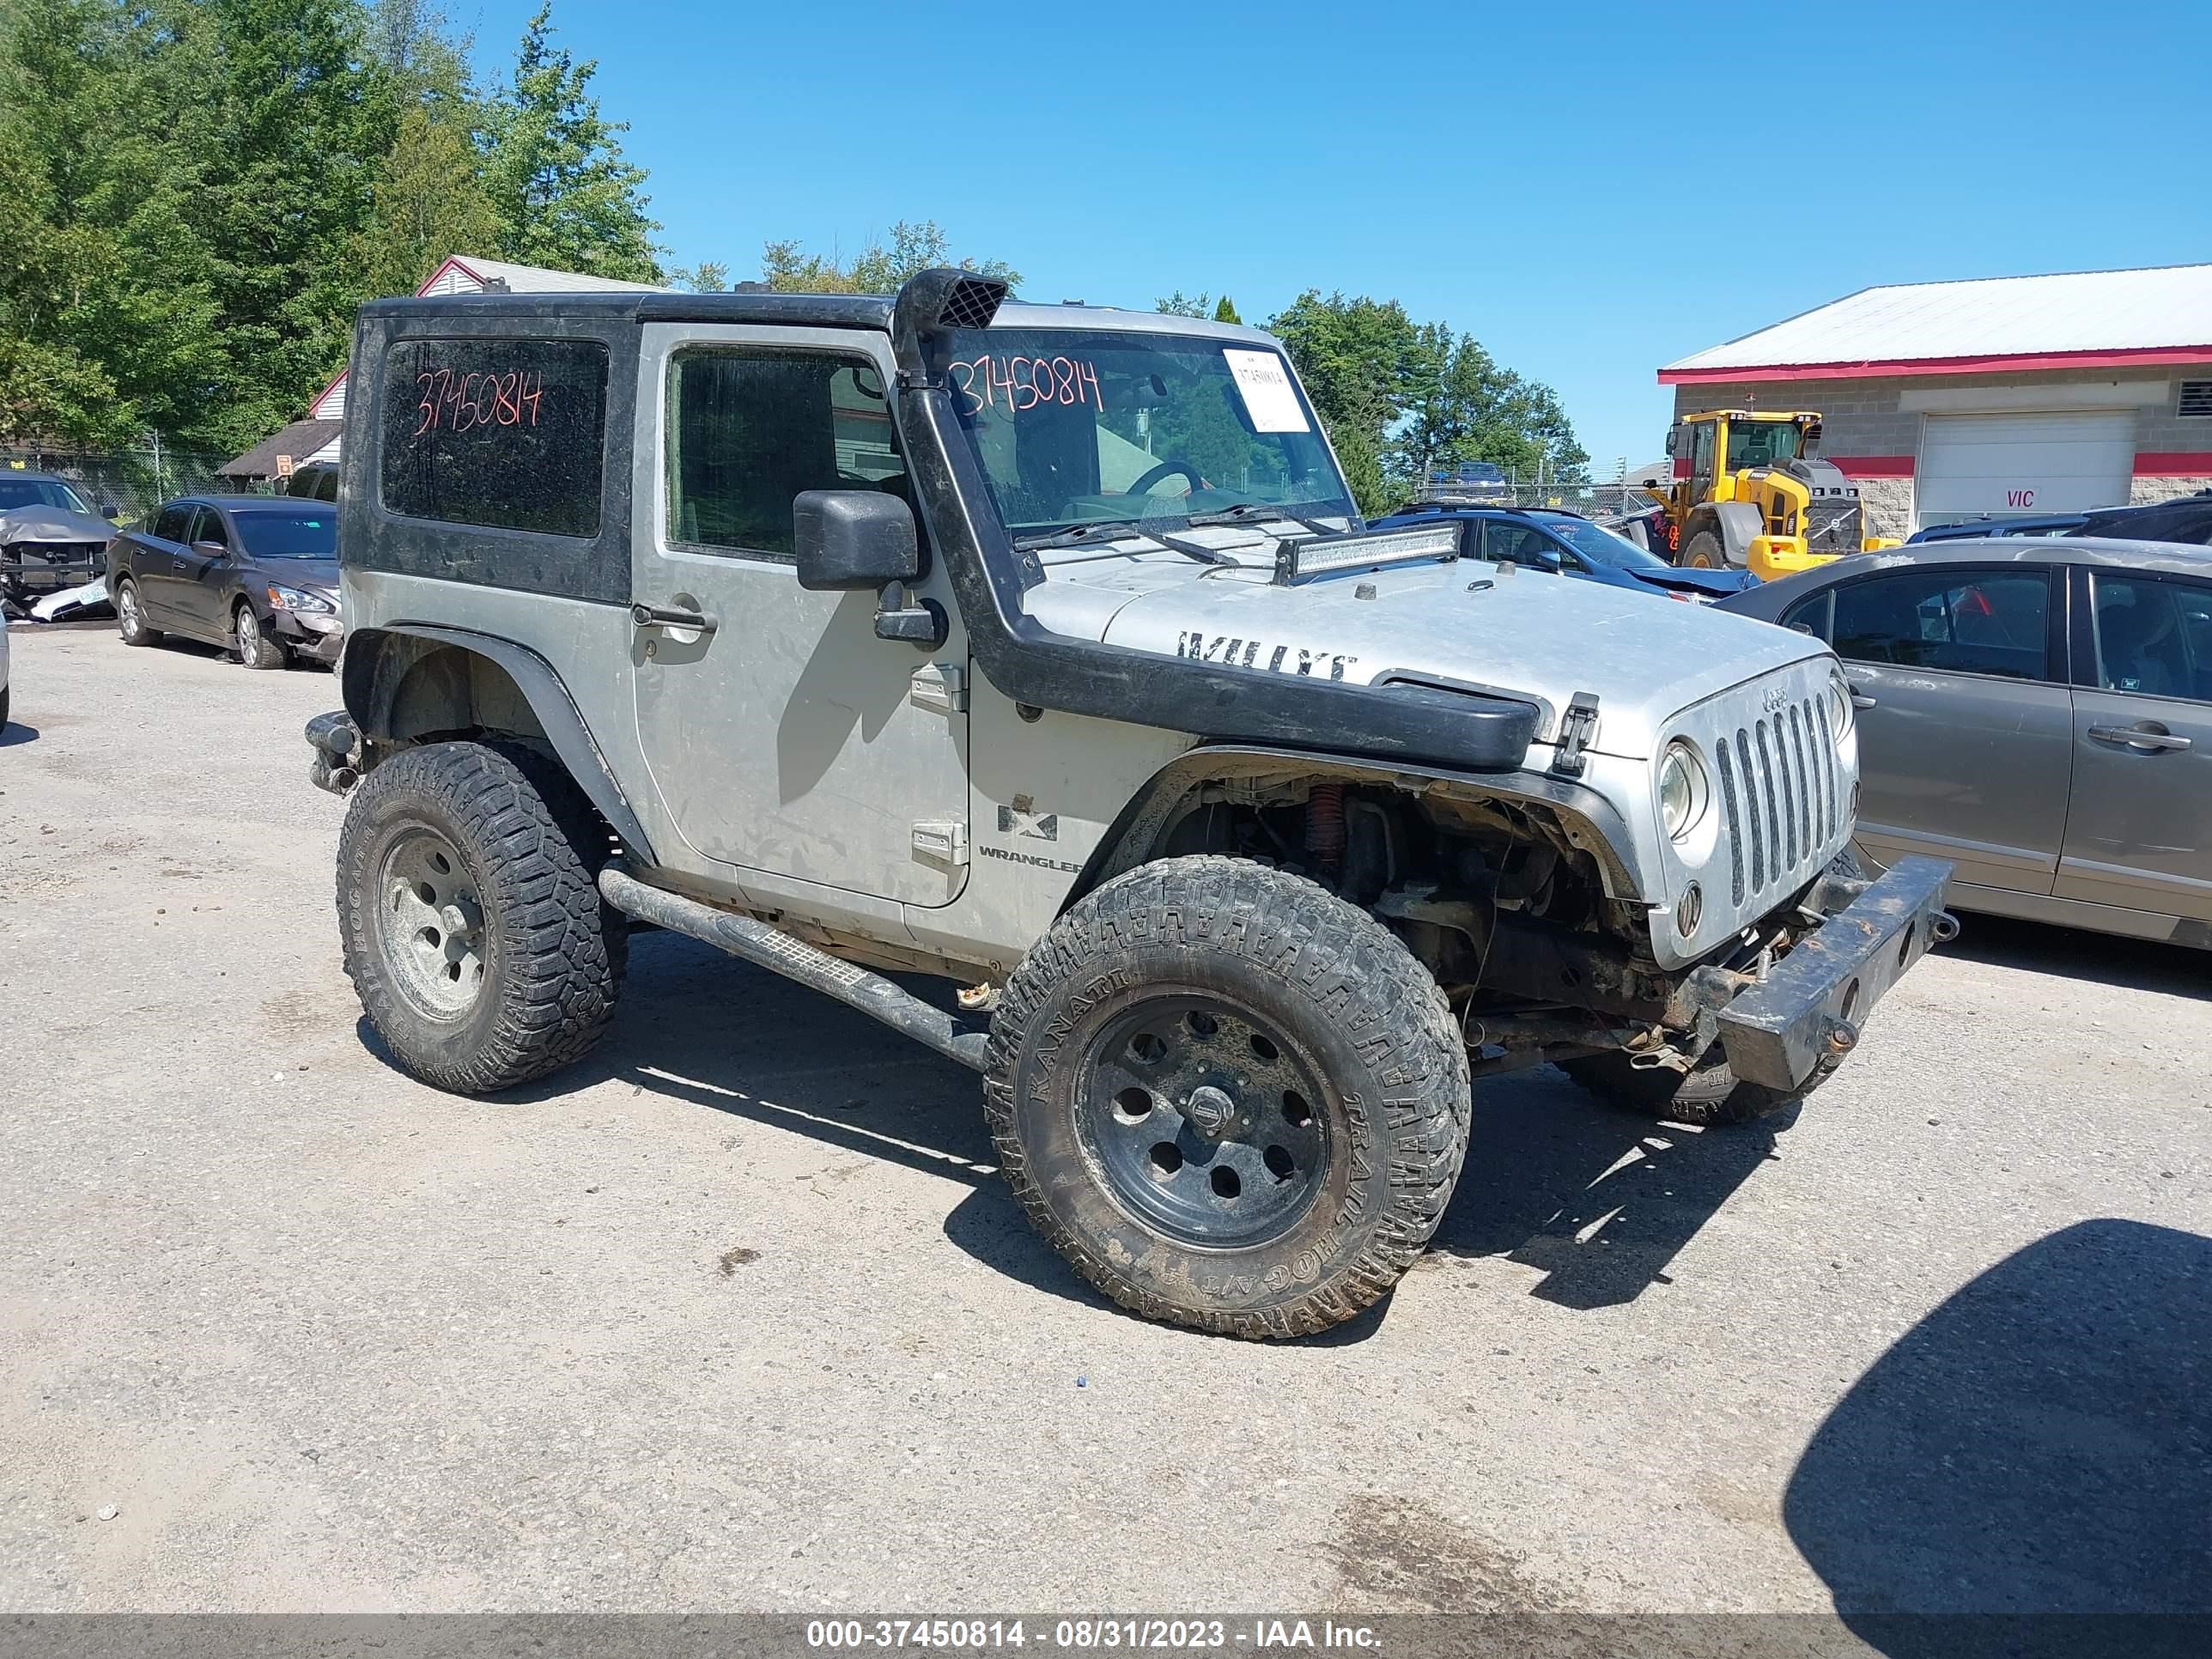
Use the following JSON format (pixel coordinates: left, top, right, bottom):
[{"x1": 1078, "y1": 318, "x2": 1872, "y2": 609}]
[
  {"x1": 1634, "y1": 563, "x2": 1758, "y2": 599},
  {"x1": 1031, "y1": 544, "x2": 1826, "y2": 761},
  {"x1": 264, "y1": 558, "x2": 340, "y2": 596},
  {"x1": 0, "y1": 507, "x2": 112, "y2": 544}
]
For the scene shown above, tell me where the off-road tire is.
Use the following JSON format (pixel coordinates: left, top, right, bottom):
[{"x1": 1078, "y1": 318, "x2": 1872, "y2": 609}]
[
  {"x1": 234, "y1": 602, "x2": 284, "y2": 670},
  {"x1": 338, "y1": 740, "x2": 626, "y2": 1094},
  {"x1": 984, "y1": 855, "x2": 1472, "y2": 1339},
  {"x1": 115, "y1": 579, "x2": 160, "y2": 646},
  {"x1": 1559, "y1": 849, "x2": 1869, "y2": 1128},
  {"x1": 1682, "y1": 529, "x2": 1726, "y2": 570}
]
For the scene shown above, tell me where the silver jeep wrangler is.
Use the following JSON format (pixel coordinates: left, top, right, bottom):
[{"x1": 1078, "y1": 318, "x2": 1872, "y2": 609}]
[{"x1": 307, "y1": 269, "x2": 1952, "y2": 1338}]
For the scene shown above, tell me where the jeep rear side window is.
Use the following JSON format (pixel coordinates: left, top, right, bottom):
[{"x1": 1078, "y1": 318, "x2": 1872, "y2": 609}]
[
  {"x1": 666, "y1": 349, "x2": 906, "y2": 562},
  {"x1": 379, "y1": 338, "x2": 609, "y2": 538}
]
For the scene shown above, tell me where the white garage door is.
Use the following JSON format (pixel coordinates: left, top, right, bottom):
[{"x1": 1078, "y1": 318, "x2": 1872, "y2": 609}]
[{"x1": 1916, "y1": 411, "x2": 2135, "y2": 529}]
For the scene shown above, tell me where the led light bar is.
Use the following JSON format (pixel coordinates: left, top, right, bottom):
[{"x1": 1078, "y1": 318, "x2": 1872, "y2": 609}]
[{"x1": 1273, "y1": 523, "x2": 1461, "y2": 586}]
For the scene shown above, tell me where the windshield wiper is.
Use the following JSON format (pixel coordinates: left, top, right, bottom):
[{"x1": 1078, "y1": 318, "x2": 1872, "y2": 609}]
[
  {"x1": 1184, "y1": 503, "x2": 1335, "y2": 536},
  {"x1": 1012, "y1": 519, "x2": 1151, "y2": 553},
  {"x1": 1013, "y1": 518, "x2": 1230, "y2": 566}
]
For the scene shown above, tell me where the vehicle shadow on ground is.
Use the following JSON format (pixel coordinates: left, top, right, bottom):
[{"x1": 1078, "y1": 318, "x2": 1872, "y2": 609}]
[
  {"x1": 361, "y1": 930, "x2": 1801, "y2": 1336},
  {"x1": 1428, "y1": 1068, "x2": 1791, "y2": 1310},
  {"x1": 1937, "y1": 914, "x2": 2209, "y2": 1000},
  {"x1": 0, "y1": 720, "x2": 39, "y2": 747},
  {"x1": 1784, "y1": 1218, "x2": 2211, "y2": 1658}
]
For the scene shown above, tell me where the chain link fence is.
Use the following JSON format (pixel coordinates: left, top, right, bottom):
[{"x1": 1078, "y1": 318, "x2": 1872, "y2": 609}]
[
  {"x1": 1411, "y1": 472, "x2": 1668, "y2": 527},
  {"x1": 3, "y1": 443, "x2": 240, "y2": 525}
]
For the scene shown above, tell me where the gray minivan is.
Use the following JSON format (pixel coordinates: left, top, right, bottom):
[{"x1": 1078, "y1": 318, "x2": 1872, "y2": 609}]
[{"x1": 1721, "y1": 538, "x2": 2212, "y2": 950}]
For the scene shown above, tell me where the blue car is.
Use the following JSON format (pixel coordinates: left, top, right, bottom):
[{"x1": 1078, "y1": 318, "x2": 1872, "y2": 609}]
[
  {"x1": 1369, "y1": 503, "x2": 1758, "y2": 602},
  {"x1": 1905, "y1": 513, "x2": 2087, "y2": 544}
]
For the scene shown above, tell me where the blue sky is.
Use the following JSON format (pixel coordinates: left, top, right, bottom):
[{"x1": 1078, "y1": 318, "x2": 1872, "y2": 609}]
[{"x1": 461, "y1": 0, "x2": 2212, "y2": 471}]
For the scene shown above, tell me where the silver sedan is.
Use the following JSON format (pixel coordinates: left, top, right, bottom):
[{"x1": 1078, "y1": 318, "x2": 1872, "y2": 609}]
[{"x1": 1718, "y1": 538, "x2": 2212, "y2": 951}]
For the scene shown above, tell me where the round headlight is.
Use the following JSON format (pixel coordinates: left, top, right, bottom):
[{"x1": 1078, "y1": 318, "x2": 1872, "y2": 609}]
[
  {"x1": 1658, "y1": 740, "x2": 1708, "y2": 842},
  {"x1": 1826, "y1": 669, "x2": 1855, "y2": 743}
]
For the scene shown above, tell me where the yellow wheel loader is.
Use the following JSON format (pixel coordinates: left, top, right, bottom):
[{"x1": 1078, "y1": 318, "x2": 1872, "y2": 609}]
[{"x1": 1643, "y1": 410, "x2": 1899, "y2": 582}]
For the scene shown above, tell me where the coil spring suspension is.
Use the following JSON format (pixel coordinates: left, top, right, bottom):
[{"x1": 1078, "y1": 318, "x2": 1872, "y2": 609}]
[{"x1": 1306, "y1": 782, "x2": 1346, "y2": 878}]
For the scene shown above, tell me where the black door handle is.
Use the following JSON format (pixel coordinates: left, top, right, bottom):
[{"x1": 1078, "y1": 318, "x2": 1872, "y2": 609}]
[{"x1": 630, "y1": 602, "x2": 717, "y2": 634}]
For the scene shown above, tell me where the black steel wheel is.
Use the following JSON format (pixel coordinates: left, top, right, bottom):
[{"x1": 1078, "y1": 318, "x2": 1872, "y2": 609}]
[
  {"x1": 986, "y1": 855, "x2": 1471, "y2": 1339},
  {"x1": 1076, "y1": 994, "x2": 1331, "y2": 1251}
]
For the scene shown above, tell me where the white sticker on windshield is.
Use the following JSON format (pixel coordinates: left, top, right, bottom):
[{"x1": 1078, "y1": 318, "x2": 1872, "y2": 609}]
[{"x1": 1224, "y1": 349, "x2": 1310, "y2": 434}]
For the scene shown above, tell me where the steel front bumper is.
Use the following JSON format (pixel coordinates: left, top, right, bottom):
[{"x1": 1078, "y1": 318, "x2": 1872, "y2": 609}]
[{"x1": 1714, "y1": 854, "x2": 1954, "y2": 1092}]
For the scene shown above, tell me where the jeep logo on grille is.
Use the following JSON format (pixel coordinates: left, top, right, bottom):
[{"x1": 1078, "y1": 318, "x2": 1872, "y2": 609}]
[{"x1": 1761, "y1": 685, "x2": 1793, "y2": 713}]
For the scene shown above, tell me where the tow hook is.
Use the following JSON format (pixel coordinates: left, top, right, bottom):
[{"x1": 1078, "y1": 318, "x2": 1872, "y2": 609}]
[{"x1": 307, "y1": 711, "x2": 362, "y2": 796}]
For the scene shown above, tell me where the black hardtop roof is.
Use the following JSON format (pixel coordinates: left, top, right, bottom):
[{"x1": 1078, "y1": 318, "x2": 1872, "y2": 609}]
[{"x1": 363, "y1": 289, "x2": 897, "y2": 330}]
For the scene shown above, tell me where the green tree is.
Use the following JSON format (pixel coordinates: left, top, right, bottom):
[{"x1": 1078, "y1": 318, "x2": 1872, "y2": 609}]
[
  {"x1": 0, "y1": 0, "x2": 227, "y2": 446},
  {"x1": 1154, "y1": 290, "x2": 1212, "y2": 319},
  {"x1": 1212, "y1": 295, "x2": 1241, "y2": 325},
  {"x1": 365, "y1": 0, "x2": 472, "y2": 108},
  {"x1": 761, "y1": 221, "x2": 1017, "y2": 295},
  {"x1": 483, "y1": 4, "x2": 660, "y2": 283},
  {"x1": 1267, "y1": 290, "x2": 1586, "y2": 508},
  {"x1": 1265, "y1": 291, "x2": 1423, "y2": 513},
  {"x1": 353, "y1": 103, "x2": 501, "y2": 297},
  {"x1": 669, "y1": 260, "x2": 729, "y2": 293}
]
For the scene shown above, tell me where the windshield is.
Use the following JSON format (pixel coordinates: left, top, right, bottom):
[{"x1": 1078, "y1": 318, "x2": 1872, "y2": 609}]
[
  {"x1": 941, "y1": 327, "x2": 1353, "y2": 535},
  {"x1": 1725, "y1": 421, "x2": 1803, "y2": 469},
  {"x1": 234, "y1": 509, "x2": 337, "y2": 560},
  {"x1": 1543, "y1": 517, "x2": 1672, "y2": 571},
  {"x1": 0, "y1": 477, "x2": 94, "y2": 514}
]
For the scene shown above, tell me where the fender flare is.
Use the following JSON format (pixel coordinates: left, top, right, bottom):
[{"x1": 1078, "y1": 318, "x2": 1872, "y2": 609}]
[
  {"x1": 342, "y1": 622, "x2": 656, "y2": 862},
  {"x1": 1062, "y1": 742, "x2": 1654, "y2": 912},
  {"x1": 1686, "y1": 501, "x2": 1764, "y2": 568}
]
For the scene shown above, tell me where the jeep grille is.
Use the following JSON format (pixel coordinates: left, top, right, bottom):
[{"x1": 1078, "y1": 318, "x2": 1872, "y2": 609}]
[{"x1": 1714, "y1": 695, "x2": 1843, "y2": 910}]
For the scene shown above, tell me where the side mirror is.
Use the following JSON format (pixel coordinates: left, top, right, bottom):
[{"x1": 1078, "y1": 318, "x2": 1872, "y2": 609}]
[
  {"x1": 793, "y1": 490, "x2": 919, "y2": 590},
  {"x1": 793, "y1": 489, "x2": 945, "y2": 648},
  {"x1": 191, "y1": 539, "x2": 227, "y2": 558},
  {"x1": 97, "y1": 500, "x2": 119, "y2": 518},
  {"x1": 1662, "y1": 427, "x2": 1680, "y2": 458}
]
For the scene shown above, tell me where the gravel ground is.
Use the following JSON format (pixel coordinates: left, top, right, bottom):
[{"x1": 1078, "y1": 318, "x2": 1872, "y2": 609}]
[{"x1": 1, "y1": 623, "x2": 2206, "y2": 1619}]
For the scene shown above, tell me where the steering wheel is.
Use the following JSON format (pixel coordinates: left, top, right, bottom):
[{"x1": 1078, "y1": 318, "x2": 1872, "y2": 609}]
[{"x1": 1127, "y1": 459, "x2": 1201, "y2": 497}]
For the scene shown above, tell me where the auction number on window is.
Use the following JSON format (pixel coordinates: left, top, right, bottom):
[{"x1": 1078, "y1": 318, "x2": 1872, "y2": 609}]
[
  {"x1": 410, "y1": 365, "x2": 551, "y2": 438},
  {"x1": 949, "y1": 355, "x2": 1103, "y2": 416}
]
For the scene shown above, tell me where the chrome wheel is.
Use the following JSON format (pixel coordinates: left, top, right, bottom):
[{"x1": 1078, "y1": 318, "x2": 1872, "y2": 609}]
[
  {"x1": 1076, "y1": 994, "x2": 1329, "y2": 1249},
  {"x1": 118, "y1": 584, "x2": 141, "y2": 641},
  {"x1": 235, "y1": 607, "x2": 262, "y2": 666},
  {"x1": 376, "y1": 827, "x2": 487, "y2": 1018}
]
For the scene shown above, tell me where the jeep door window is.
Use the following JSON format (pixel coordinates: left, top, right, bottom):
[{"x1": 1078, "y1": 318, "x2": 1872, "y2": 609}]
[
  {"x1": 665, "y1": 349, "x2": 906, "y2": 562},
  {"x1": 379, "y1": 338, "x2": 609, "y2": 538},
  {"x1": 1831, "y1": 568, "x2": 2051, "y2": 681},
  {"x1": 939, "y1": 328, "x2": 1351, "y2": 534}
]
